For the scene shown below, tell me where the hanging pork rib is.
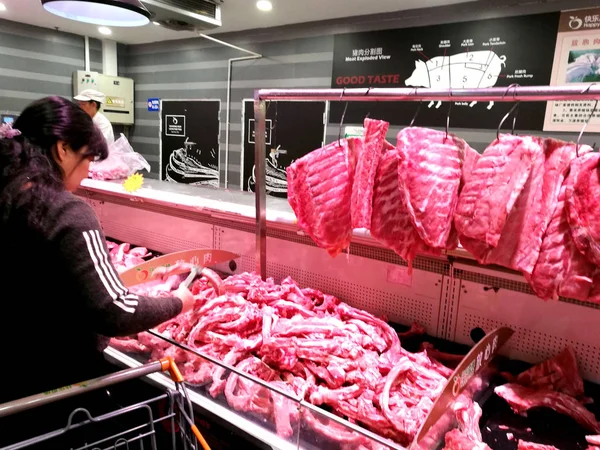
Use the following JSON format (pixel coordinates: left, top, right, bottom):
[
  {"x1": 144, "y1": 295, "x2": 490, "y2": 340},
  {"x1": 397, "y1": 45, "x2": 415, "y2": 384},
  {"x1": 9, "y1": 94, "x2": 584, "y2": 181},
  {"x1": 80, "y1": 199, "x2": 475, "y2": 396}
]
[
  {"x1": 455, "y1": 134, "x2": 543, "y2": 250},
  {"x1": 370, "y1": 145, "x2": 438, "y2": 265},
  {"x1": 460, "y1": 138, "x2": 587, "y2": 276},
  {"x1": 527, "y1": 153, "x2": 599, "y2": 302},
  {"x1": 397, "y1": 127, "x2": 478, "y2": 250},
  {"x1": 351, "y1": 118, "x2": 389, "y2": 229},
  {"x1": 567, "y1": 152, "x2": 600, "y2": 266},
  {"x1": 287, "y1": 138, "x2": 359, "y2": 256}
]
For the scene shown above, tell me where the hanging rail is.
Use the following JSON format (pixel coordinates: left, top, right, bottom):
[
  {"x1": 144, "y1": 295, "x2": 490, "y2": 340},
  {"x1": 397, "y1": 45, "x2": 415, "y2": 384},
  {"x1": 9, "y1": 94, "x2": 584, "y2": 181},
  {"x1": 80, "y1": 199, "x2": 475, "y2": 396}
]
[
  {"x1": 253, "y1": 85, "x2": 600, "y2": 279},
  {"x1": 256, "y1": 85, "x2": 600, "y2": 103}
]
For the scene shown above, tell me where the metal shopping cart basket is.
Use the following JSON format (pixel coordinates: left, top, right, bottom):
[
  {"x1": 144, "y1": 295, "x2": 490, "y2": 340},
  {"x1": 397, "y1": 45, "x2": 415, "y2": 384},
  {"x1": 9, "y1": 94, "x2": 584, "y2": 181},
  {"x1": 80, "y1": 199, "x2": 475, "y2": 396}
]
[{"x1": 0, "y1": 358, "x2": 211, "y2": 450}]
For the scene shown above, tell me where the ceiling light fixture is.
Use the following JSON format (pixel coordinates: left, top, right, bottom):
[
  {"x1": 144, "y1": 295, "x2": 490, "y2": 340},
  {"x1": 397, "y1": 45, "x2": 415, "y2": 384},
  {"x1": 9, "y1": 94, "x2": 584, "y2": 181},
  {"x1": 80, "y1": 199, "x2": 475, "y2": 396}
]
[
  {"x1": 152, "y1": 21, "x2": 160, "y2": 26},
  {"x1": 0, "y1": 3, "x2": 7, "y2": 12},
  {"x1": 256, "y1": 0, "x2": 272, "y2": 12},
  {"x1": 98, "y1": 26, "x2": 112, "y2": 35},
  {"x1": 41, "y1": 0, "x2": 151, "y2": 27}
]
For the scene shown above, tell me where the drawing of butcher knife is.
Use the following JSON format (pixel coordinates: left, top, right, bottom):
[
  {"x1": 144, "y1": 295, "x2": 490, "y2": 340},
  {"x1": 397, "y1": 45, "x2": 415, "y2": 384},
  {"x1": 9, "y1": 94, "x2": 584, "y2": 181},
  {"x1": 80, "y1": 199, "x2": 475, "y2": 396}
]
[{"x1": 120, "y1": 249, "x2": 239, "y2": 288}]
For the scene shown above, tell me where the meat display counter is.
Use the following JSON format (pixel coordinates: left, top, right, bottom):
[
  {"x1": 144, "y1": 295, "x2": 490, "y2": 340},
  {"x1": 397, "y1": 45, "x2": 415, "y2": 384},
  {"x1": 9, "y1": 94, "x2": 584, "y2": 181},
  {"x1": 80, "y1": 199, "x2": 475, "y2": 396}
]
[
  {"x1": 78, "y1": 177, "x2": 600, "y2": 379},
  {"x1": 78, "y1": 177, "x2": 433, "y2": 254},
  {"x1": 78, "y1": 174, "x2": 600, "y2": 450}
]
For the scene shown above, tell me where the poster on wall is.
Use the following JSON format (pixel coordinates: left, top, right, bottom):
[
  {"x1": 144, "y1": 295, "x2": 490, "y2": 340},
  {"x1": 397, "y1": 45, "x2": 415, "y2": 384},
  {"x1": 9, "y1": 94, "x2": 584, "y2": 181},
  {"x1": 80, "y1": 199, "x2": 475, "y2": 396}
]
[
  {"x1": 544, "y1": 8, "x2": 600, "y2": 132},
  {"x1": 241, "y1": 100, "x2": 326, "y2": 198},
  {"x1": 330, "y1": 12, "x2": 560, "y2": 130},
  {"x1": 160, "y1": 100, "x2": 220, "y2": 187}
]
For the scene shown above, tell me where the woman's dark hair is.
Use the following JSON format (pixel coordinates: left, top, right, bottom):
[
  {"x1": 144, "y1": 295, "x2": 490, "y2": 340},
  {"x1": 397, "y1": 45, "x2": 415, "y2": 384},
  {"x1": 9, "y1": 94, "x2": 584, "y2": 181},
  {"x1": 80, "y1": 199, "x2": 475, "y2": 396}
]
[{"x1": 0, "y1": 96, "x2": 108, "y2": 227}]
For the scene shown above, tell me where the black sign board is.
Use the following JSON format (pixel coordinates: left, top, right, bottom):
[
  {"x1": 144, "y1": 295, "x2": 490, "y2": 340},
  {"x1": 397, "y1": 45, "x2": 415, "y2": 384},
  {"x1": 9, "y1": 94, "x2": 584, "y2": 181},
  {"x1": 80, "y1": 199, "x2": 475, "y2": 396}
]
[
  {"x1": 242, "y1": 100, "x2": 326, "y2": 198},
  {"x1": 160, "y1": 100, "x2": 220, "y2": 187},
  {"x1": 331, "y1": 12, "x2": 560, "y2": 130}
]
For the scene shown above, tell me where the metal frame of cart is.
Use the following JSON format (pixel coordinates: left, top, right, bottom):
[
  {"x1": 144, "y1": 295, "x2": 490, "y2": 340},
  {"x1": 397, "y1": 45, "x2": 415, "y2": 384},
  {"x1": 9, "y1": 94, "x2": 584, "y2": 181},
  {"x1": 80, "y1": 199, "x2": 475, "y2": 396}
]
[
  {"x1": 252, "y1": 84, "x2": 600, "y2": 279},
  {"x1": 0, "y1": 358, "x2": 210, "y2": 450}
]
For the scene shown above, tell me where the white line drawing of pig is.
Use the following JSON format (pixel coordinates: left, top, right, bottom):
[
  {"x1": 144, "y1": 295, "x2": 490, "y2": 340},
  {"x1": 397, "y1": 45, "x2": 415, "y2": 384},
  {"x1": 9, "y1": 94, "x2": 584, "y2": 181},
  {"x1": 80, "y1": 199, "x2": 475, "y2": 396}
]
[{"x1": 405, "y1": 50, "x2": 507, "y2": 110}]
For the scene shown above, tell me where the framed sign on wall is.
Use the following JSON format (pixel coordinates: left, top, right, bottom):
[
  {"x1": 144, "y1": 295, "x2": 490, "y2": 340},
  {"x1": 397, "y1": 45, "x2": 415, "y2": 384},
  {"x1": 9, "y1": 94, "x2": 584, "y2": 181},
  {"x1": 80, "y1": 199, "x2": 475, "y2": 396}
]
[
  {"x1": 160, "y1": 99, "x2": 221, "y2": 187},
  {"x1": 544, "y1": 7, "x2": 600, "y2": 132},
  {"x1": 241, "y1": 99, "x2": 327, "y2": 198}
]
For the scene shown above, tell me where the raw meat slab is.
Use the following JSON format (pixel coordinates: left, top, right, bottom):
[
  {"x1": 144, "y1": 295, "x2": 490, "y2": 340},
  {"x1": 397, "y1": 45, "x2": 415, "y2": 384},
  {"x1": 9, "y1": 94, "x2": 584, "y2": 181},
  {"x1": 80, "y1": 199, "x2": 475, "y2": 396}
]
[
  {"x1": 516, "y1": 346, "x2": 584, "y2": 399},
  {"x1": 351, "y1": 118, "x2": 389, "y2": 229},
  {"x1": 287, "y1": 138, "x2": 359, "y2": 256},
  {"x1": 461, "y1": 145, "x2": 481, "y2": 188},
  {"x1": 397, "y1": 127, "x2": 474, "y2": 250},
  {"x1": 462, "y1": 139, "x2": 584, "y2": 275},
  {"x1": 567, "y1": 152, "x2": 600, "y2": 265},
  {"x1": 455, "y1": 135, "x2": 543, "y2": 248},
  {"x1": 527, "y1": 154, "x2": 599, "y2": 302},
  {"x1": 495, "y1": 383, "x2": 600, "y2": 433},
  {"x1": 518, "y1": 441, "x2": 559, "y2": 450},
  {"x1": 370, "y1": 146, "x2": 438, "y2": 265},
  {"x1": 443, "y1": 429, "x2": 491, "y2": 450}
]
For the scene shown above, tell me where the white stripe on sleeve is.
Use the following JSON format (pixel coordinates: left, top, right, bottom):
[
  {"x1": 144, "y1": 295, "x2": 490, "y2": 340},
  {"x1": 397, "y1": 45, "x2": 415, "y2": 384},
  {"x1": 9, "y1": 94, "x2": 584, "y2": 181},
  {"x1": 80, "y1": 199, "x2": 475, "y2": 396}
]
[
  {"x1": 90, "y1": 230, "x2": 127, "y2": 296},
  {"x1": 83, "y1": 230, "x2": 136, "y2": 314},
  {"x1": 113, "y1": 300, "x2": 135, "y2": 314},
  {"x1": 83, "y1": 231, "x2": 117, "y2": 301}
]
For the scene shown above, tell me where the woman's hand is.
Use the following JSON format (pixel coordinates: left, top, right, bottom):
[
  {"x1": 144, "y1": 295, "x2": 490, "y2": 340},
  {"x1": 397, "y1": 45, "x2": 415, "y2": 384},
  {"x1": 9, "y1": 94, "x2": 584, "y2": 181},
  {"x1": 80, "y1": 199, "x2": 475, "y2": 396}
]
[
  {"x1": 173, "y1": 283, "x2": 195, "y2": 314},
  {"x1": 151, "y1": 263, "x2": 193, "y2": 281}
]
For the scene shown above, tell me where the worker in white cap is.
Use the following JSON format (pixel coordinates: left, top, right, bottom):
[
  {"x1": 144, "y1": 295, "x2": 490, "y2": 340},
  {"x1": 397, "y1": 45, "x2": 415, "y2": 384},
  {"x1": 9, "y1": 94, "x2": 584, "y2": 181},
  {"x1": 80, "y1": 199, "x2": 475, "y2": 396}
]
[{"x1": 74, "y1": 89, "x2": 115, "y2": 146}]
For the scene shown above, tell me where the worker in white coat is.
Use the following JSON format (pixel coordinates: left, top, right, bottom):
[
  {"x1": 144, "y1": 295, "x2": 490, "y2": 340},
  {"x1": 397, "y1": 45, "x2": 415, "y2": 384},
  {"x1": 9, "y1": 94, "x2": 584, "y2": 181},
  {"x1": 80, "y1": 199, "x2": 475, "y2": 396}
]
[{"x1": 74, "y1": 89, "x2": 115, "y2": 146}]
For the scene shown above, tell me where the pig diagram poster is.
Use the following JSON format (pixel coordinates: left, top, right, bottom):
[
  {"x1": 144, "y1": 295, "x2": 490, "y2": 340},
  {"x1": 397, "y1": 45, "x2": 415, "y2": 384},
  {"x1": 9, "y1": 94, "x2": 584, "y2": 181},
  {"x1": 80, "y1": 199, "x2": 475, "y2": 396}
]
[
  {"x1": 331, "y1": 12, "x2": 560, "y2": 130},
  {"x1": 544, "y1": 8, "x2": 600, "y2": 132}
]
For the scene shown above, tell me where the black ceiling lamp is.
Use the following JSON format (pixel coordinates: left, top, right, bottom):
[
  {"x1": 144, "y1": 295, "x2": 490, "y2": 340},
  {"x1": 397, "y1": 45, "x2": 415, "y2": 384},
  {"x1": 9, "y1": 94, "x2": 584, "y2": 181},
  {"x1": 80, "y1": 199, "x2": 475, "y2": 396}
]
[{"x1": 41, "y1": 0, "x2": 151, "y2": 27}]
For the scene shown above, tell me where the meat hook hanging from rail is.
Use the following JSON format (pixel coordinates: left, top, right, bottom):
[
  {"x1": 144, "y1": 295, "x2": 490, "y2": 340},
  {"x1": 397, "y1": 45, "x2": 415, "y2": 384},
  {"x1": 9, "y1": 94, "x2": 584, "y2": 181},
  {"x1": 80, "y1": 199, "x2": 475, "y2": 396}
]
[
  {"x1": 576, "y1": 83, "x2": 598, "y2": 157},
  {"x1": 496, "y1": 84, "x2": 522, "y2": 140},
  {"x1": 409, "y1": 88, "x2": 422, "y2": 127},
  {"x1": 445, "y1": 101, "x2": 453, "y2": 140},
  {"x1": 337, "y1": 87, "x2": 349, "y2": 144},
  {"x1": 364, "y1": 86, "x2": 372, "y2": 119},
  {"x1": 444, "y1": 61, "x2": 453, "y2": 140},
  {"x1": 410, "y1": 102, "x2": 423, "y2": 127},
  {"x1": 496, "y1": 103, "x2": 521, "y2": 140}
]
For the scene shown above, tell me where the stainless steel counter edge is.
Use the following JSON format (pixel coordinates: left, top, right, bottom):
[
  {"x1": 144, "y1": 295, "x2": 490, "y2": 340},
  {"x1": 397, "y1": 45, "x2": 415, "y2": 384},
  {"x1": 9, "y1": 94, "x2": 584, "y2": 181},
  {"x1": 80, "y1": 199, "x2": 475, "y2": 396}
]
[
  {"x1": 104, "y1": 346, "x2": 298, "y2": 450},
  {"x1": 78, "y1": 178, "x2": 475, "y2": 261}
]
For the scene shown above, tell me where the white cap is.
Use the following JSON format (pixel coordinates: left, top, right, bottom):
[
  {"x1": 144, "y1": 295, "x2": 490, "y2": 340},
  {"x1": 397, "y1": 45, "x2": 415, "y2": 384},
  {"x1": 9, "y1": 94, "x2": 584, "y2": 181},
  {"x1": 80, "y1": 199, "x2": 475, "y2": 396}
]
[{"x1": 74, "y1": 89, "x2": 106, "y2": 103}]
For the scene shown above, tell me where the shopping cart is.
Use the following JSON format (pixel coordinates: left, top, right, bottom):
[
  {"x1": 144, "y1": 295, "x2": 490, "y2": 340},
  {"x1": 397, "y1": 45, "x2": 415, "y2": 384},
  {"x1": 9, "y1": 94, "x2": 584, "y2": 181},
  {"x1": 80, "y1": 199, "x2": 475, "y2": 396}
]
[{"x1": 0, "y1": 358, "x2": 211, "y2": 450}]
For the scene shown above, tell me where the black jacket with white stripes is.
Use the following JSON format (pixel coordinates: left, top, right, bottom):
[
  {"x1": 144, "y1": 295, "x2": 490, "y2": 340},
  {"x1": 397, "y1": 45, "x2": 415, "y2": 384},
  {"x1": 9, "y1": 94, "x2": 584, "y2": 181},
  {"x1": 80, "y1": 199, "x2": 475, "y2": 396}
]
[{"x1": 0, "y1": 192, "x2": 182, "y2": 402}]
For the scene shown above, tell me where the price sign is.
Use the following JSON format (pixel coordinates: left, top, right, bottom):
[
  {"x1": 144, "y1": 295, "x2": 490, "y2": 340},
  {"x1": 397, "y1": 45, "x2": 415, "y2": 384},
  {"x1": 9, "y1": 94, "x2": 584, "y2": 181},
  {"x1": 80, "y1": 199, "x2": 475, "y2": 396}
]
[{"x1": 413, "y1": 327, "x2": 514, "y2": 447}]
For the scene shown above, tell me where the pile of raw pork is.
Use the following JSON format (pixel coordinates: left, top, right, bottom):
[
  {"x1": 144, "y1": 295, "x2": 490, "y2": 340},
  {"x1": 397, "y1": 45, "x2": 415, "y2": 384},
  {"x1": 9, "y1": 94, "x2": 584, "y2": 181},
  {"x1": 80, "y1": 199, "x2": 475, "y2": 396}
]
[
  {"x1": 107, "y1": 242, "x2": 480, "y2": 449},
  {"x1": 105, "y1": 241, "x2": 600, "y2": 449},
  {"x1": 286, "y1": 119, "x2": 600, "y2": 303},
  {"x1": 107, "y1": 241, "x2": 153, "y2": 273}
]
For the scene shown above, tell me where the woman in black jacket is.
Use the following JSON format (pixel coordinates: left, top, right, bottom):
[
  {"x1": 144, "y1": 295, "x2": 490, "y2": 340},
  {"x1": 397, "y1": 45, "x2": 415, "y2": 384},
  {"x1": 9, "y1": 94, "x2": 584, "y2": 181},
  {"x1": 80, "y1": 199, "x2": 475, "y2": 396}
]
[{"x1": 0, "y1": 96, "x2": 194, "y2": 446}]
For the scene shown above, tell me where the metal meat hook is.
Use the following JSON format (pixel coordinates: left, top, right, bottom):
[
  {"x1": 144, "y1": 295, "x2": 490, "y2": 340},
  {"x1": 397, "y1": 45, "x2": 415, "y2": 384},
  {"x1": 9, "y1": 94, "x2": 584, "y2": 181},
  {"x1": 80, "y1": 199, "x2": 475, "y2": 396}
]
[
  {"x1": 445, "y1": 97, "x2": 453, "y2": 140},
  {"x1": 497, "y1": 102, "x2": 521, "y2": 140},
  {"x1": 576, "y1": 83, "x2": 599, "y2": 157},
  {"x1": 410, "y1": 101, "x2": 423, "y2": 127},
  {"x1": 364, "y1": 86, "x2": 373, "y2": 120},
  {"x1": 502, "y1": 83, "x2": 521, "y2": 101},
  {"x1": 496, "y1": 83, "x2": 521, "y2": 140},
  {"x1": 337, "y1": 87, "x2": 348, "y2": 144},
  {"x1": 409, "y1": 88, "x2": 422, "y2": 127}
]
